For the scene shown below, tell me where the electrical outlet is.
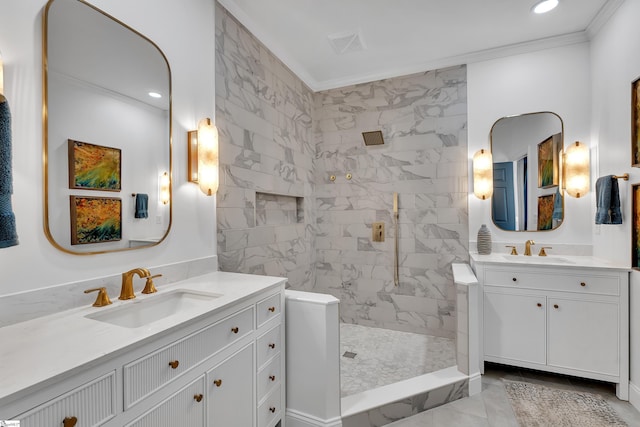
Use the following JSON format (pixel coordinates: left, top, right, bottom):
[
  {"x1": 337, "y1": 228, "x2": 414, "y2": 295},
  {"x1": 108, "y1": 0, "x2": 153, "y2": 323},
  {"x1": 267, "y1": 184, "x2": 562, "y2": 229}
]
[{"x1": 372, "y1": 222, "x2": 385, "y2": 242}]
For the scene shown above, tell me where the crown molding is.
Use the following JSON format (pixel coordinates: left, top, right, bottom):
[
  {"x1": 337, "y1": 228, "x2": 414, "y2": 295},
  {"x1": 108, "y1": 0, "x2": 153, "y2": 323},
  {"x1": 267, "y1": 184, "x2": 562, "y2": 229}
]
[{"x1": 586, "y1": 0, "x2": 625, "y2": 38}]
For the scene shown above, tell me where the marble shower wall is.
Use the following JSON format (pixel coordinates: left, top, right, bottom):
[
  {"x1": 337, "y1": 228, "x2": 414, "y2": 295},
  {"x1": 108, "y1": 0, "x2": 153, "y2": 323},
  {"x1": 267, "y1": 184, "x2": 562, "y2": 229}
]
[
  {"x1": 314, "y1": 67, "x2": 469, "y2": 338},
  {"x1": 215, "y1": 4, "x2": 316, "y2": 289}
]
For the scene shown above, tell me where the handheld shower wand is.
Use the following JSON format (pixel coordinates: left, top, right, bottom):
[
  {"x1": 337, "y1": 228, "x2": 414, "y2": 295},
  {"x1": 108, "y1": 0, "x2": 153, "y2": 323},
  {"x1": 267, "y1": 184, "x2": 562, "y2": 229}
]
[{"x1": 393, "y1": 192, "x2": 399, "y2": 286}]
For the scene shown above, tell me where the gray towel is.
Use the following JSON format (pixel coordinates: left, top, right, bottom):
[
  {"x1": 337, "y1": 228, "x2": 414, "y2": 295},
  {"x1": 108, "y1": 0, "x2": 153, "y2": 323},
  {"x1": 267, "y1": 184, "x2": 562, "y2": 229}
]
[
  {"x1": 135, "y1": 193, "x2": 148, "y2": 219},
  {"x1": 0, "y1": 96, "x2": 18, "y2": 248},
  {"x1": 595, "y1": 175, "x2": 622, "y2": 225}
]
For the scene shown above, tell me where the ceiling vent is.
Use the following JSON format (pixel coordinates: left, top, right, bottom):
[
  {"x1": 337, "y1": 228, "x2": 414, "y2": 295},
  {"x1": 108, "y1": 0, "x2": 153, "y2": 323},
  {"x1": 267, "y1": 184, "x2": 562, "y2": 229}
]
[{"x1": 328, "y1": 30, "x2": 366, "y2": 55}]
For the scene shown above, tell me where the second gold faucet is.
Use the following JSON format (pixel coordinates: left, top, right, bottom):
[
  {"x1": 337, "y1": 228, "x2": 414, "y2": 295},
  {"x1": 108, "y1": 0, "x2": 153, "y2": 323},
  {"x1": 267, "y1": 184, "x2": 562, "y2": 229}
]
[
  {"x1": 524, "y1": 240, "x2": 535, "y2": 256},
  {"x1": 119, "y1": 268, "x2": 151, "y2": 300}
]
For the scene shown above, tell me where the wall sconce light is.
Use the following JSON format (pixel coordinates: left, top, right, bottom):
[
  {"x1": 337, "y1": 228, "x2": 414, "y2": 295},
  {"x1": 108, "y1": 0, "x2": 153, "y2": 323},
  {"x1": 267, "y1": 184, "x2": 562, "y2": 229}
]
[
  {"x1": 563, "y1": 141, "x2": 590, "y2": 198},
  {"x1": 473, "y1": 149, "x2": 493, "y2": 200},
  {"x1": 187, "y1": 118, "x2": 219, "y2": 196},
  {"x1": 159, "y1": 172, "x2": 170, "y2": 205}
]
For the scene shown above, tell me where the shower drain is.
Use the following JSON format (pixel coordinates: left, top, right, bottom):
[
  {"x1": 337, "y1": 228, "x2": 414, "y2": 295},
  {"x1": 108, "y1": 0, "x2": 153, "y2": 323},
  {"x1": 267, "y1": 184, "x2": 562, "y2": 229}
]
[{"x1": 342, "y1": 351, "x2": 357, "y2": 359}]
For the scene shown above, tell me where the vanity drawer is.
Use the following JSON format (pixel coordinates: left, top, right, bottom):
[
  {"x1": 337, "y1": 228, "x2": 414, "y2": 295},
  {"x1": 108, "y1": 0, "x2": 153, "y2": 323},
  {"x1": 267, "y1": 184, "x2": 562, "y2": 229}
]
[
  {"x1": 124, "y1": 306, "x2": 254, "y2": 409},
  {"x1": 257, "y1": 386, "x2": 282, "y2": 427},
  {"x1": 484, "y1": 268, "x2": 619, "y2": 296},
  {"x1": 257, "y1": 324, "x2": 281, "y2": 368},
  {"x1": 18, "y1": 371, "x2": 116, "y2": 427},
  {"x1": 257, "y1": 293, "x2": 281, "y2": 328},
  {"x1": 257, "y1": 354, "x2": 281, "y2": 402}
]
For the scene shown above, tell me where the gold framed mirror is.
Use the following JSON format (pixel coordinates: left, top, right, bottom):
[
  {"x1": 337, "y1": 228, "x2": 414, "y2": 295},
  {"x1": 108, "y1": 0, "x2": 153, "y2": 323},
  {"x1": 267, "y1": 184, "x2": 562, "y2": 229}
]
[
  {"x1": 490, "y1": 112, "x2": 564, "y2": 232},
  {"x1": 43, "y1": 0, "x2": 172, "y2": 254}
]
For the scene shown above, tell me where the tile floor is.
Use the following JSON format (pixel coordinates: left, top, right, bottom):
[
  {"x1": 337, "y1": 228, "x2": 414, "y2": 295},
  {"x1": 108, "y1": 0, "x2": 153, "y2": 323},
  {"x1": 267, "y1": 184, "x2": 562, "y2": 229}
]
[
  {"x1": 387, "y1": 363, "x2": 640, "y2": 426},
  {"x1": 340, "y1": 323, "x2": 456, "y2": 397}
]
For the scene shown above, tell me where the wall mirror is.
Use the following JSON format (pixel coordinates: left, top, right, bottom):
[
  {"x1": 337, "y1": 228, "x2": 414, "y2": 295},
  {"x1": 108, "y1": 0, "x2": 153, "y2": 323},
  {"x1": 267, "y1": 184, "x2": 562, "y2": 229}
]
[
  {"x1": 43, "y1": 0, "x2": 172, "y2": 254},
  {"x1": 490, "y1": 112, "x2": 563, "y2": 232}
]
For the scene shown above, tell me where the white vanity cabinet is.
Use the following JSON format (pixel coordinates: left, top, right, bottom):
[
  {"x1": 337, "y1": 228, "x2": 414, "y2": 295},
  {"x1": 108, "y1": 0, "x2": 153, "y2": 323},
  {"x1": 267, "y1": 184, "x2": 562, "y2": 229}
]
[
  {"x1": 1, "y1": 274, "x2": 286, "y2": 427},
  {"x1": 472, "y1": 256, "x2": 629, "y2": 400}
]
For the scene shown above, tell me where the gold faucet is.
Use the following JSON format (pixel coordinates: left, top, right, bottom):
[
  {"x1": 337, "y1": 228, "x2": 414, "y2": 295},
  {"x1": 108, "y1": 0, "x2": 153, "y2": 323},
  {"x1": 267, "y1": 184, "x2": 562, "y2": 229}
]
[
  {"x1": 524, "y1": 240, "x2": 535, "y2": 256},
  {"x1": 119, "y1": 268, "x2": 150, "y2": 300}
]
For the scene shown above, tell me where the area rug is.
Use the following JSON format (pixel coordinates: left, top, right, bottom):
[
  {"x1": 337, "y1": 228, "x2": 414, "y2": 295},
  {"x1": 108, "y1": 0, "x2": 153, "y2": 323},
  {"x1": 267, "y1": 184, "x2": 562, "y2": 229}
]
[{"x1": 503, "y1": 379, "x2": 627, "y2": 426}]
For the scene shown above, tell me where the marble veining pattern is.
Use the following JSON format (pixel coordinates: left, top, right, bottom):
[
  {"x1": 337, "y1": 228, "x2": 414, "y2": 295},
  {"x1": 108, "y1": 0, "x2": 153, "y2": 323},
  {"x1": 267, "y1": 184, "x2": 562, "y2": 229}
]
[{"x1": 340, "y1": 323, "x2": 456, "y2": 397}]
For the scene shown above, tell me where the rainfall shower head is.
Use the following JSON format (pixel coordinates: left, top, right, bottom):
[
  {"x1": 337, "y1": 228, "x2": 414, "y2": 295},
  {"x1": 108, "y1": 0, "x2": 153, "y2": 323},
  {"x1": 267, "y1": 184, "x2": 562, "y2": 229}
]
[{"x1": 362, "y1": 130, "x2": 384, "y2": 146}]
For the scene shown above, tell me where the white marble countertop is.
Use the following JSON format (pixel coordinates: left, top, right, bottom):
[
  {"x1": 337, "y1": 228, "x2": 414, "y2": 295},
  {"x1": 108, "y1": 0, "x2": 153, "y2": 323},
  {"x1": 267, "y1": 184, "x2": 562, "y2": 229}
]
[
  {"x1": 470, "y1": 252, "x2": 630, "y2": 270},
  {"x1": 0, "y1": 271, "x2": 286, "y2": 409}
]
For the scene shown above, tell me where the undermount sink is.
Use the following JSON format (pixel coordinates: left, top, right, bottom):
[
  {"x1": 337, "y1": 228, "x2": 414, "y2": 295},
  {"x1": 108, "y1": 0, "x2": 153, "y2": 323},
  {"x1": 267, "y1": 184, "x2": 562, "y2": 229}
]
[
  {"x1": 85, "y1": 290, "x2": 221, "y2": 328},
  {"x1": 501, "y1": 255, "x2": 574, "y2": 264}
]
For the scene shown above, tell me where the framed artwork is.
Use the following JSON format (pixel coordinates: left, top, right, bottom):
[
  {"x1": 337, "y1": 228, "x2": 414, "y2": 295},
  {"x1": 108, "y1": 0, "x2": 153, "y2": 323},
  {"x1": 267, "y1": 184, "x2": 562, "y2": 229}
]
[
  {"x1": 68, "y1": 139, "x2": 121, "y2": 191},
  {"x1": 537, "y1": 194, "x2": 555, "y2": 231},
  {"x1": 633, "y1": 77, "x2": 640, "y2": 167},
  {"x1": 70, "y1": 196, "x2": 122, "y2": 245},
  {"x1": 633, "y1": 184, "x2": 640, "y2": 270},
  {"x1": 537, "y1": 136, "x2": 558, "y2": 188}
]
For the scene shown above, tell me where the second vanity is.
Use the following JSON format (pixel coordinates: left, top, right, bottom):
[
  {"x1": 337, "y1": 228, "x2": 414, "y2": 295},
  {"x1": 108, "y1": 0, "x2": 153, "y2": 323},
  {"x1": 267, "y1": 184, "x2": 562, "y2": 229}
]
[
  {"x1": 471, "y1": 252, "x2": 630, "y2": 400},
  {"x1": 0, "y1": 271, "x2": 286, "y2": 426}
]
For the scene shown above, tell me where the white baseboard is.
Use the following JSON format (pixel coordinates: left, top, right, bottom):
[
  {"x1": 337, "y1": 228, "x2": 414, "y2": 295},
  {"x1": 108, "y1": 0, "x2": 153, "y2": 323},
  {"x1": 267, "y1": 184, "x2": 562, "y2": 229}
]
[
  {"x1": 286, "y1": 409, "x2": 342, "y2": 427},
  {"x1": 468, "y1": 372, "x2": 482, "y2": 396},
  {"x1": 629, "y1": 382, "x2": 640, "y2": 411}
]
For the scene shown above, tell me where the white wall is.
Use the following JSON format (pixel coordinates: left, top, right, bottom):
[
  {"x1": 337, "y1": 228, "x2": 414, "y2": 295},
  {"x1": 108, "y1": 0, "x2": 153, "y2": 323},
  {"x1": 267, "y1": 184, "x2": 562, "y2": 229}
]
[
  {"x1": 0, "y1": 0, "x2": 216, "y2": 295},
  {"x1": 468, "y1": 43, "x2": 592, "y2": 246},
  {"x1": 589, "y1": 0, "x2": 640, "y2": 404}
]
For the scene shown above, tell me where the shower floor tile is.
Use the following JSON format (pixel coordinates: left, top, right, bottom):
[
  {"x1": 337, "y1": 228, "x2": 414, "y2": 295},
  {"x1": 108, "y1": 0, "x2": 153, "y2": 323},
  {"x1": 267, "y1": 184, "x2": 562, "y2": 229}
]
[{"x1": 340, "y1": 323, "x2": 456, "y2": 397}]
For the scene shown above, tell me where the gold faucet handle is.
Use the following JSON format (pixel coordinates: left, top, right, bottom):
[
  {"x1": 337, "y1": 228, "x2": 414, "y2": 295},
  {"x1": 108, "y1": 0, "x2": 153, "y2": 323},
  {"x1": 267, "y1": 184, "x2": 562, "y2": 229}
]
[
  {"x1": 538, "y1": 247, "x2": 552, "y2": 256},
  {"x1": 142, "y1": 274, "x2": 162, "y2": 294},
  {"x1": 505, "y1": 245, "x2": 518, "y2": 255},
  {"x1": 84, "y1": 287, "x2": 112, "y2": 307}
]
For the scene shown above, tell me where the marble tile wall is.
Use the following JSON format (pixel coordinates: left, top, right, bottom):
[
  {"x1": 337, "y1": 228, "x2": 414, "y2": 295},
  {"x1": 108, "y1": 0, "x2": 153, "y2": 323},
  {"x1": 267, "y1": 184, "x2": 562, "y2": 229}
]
[
  {"x1": 313, "y1": 67, "x2": 469, "y2": 338},
  {"x1": 215, "y1": 5, "x2": 317, "y2": 289}
]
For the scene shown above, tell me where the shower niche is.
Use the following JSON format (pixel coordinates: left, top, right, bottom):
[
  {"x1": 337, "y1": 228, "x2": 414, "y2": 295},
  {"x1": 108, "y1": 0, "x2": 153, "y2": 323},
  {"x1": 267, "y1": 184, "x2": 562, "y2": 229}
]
[{"x1": 255, "y1": 192, "x2": 304, "y2": 226}]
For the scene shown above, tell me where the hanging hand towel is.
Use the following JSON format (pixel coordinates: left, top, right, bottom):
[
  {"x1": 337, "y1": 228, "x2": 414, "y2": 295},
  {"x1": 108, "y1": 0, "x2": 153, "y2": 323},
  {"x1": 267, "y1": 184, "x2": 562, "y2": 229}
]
[
  {"x1": 134, "y1": 193, "x2": 148, "y2": 219},
  {"x1": 0, "y1": 95, "x2": 18, "y2": 248},
  {"x1": 595, "y1": 175, "x2": 622, "y2": 224}
]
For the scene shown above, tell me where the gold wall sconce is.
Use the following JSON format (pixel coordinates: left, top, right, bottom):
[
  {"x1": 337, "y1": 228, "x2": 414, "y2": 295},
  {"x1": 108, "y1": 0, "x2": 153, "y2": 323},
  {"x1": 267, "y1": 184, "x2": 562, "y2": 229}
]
[
  {"x1": 159, "y1": 171, "x2": 170, "y2": 205},
  {"x1": 563, "y1": 141, "x2": 590, "y2": 198},
  {"x1": 188, "y1": 118, "x2": 219, "y2": 196},
  {"x1": 473, "y1": 149, "x2": 493, "y2": 200}
]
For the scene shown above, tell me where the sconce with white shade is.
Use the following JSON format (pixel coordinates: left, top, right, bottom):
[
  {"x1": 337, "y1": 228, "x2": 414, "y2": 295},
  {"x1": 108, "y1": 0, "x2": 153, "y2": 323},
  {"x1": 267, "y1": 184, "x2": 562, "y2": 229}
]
[
  {"x1": 563, "y1": 141, "x2": 589, "y2": 198},
  {"x1": 473, "y1": 149, "x2": 493, "y2": 200},
  {"x1": 159, "y1": 172, "x2": 170, "y2": 205},
  {"x1": 187, "y1": 118, "x2": 219, "y2": 196}
]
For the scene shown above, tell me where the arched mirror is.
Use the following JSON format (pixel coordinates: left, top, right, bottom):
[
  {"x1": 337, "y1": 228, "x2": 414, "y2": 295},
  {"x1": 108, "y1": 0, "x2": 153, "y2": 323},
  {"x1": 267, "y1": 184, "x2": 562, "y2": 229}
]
[
  {"x1": 490, "y1": 112, "x2": 563, "y2": 232},
  {"x1": 43, "y1": 0, "x2": 172, "y2": 254}
]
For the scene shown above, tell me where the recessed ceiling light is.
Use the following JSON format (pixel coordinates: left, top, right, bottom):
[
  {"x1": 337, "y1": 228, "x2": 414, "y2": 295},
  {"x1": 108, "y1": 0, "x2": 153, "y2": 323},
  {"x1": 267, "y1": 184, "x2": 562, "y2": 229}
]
[
  {"x1": 532, "y1": 0, "x2": 558, "y2": 14},
  {"x1": 148, "y1": 91, "x2": 162, "y2": 98}
]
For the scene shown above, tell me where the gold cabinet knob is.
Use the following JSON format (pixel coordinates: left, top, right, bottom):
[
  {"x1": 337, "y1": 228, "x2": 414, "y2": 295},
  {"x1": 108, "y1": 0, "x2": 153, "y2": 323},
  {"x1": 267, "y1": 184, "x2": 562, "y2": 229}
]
[
  {"x1": 512, "y1": 277, "x2": 517, "y2": 282},
  {"x1": 269, "y1": 375, "x2": 276, "y2": 381},
  {"x1": 580, "y1": 282, "x2": 586, "y2": 287},
  {"x1": 553, "y1": 304, "x2": 559, "y2": 309},
  {"x1": 194, "y1": 394, "x2": 203, "y2": 402},
  {"x1": 269, "y1": 343, "x2": 276, "y2": 349},
  {"x1": 213, "y1": 379, "x2": 222, "y2": 387},
  {"x1": 537, "y1": 303, "x2": 542, "y2": 308},
  {"x1": 231, "y1": 327, "x2": 239, "y2": 334},
  {"x1": 169, "y1": 360, "x2": 180, "y2": 369},
  {"x1": 269, "y1": 406, "x2": 276, "y2": 413},
  {"x1": 63, "y1": 416, "x2": 78, "y2": 427},
  {"x1": 268, "y1": 306, "x2": 276, "y2": 312}
]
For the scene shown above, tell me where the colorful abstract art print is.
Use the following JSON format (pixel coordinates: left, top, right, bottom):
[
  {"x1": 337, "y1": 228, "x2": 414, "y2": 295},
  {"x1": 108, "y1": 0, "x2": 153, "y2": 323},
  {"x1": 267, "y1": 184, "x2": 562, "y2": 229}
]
[
  {"x1": 633, "y1": 184, "x2": 640, "y2": 269},
  {"x1": 537, "y1": 136, "x2": 558, "y2": 188},
  {"x1": 68, "y1": 139, "x2": 121, "y2": 191},
  {"x1": 633, "y1": 77, "x2": 640, "y2": 167},
  {"x1": 70, "y1": 196, "x2": 122, "y2": 245},
  {"x1": 537, "y1": 194, "x2": 555, "y2": 231}
]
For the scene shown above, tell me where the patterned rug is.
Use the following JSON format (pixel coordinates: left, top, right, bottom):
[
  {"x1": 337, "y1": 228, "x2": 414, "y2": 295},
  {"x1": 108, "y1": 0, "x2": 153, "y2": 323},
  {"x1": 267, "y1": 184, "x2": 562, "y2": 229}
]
[{"x1": 503, "y1": 380, "x2": 627, "y2": 426}]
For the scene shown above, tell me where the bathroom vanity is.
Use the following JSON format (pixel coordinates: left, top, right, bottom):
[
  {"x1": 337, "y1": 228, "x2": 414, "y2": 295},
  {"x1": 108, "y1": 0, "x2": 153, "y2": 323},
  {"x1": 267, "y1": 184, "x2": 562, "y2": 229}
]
[
  {"x1": 0, "y1": 271, "x2": 286, "y2": 426},
  {"x1": 471, "y1": 253, "x2": 630, "y2": 400}
]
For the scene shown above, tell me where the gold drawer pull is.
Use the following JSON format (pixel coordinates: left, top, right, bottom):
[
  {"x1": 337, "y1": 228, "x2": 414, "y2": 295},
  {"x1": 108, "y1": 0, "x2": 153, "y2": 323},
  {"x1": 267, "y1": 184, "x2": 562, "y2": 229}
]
[
  {"x1": 63, "y1": 417, "x2": 78, "y2": 427},
  {"x1": 580, "y1": 282, "x2": 586, "y2": 287},
  {"x1": 269, "y1": 343, "x2": 276, "y2": 349},
  {"x1": 268, "y1": 306, "x2": 276, "y2": 312},
  {"x1": 537, "y1": 303, "x2": 542, "y2": 308},
  {"x1": 169, "y1": 360, "x2": 180, "y2": 369},
  {"x1": 269, "y1": 406, "x2": 276, "y2": 413},
  {"x1": 269, "y1": 375, "x2": 276, "y2": 381},
  {"x1": 194, "y1": 394, "x2": 203, "y2": 402},
  {"x1": 231, "y1": 327, "x2": 239, "y2": 334},
  {"x1": 214, "y1": 379, "x2": 222, "y2": 387},
  {"x1": 553, "y1": 304, "x2": 559, "y2": 309}
]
